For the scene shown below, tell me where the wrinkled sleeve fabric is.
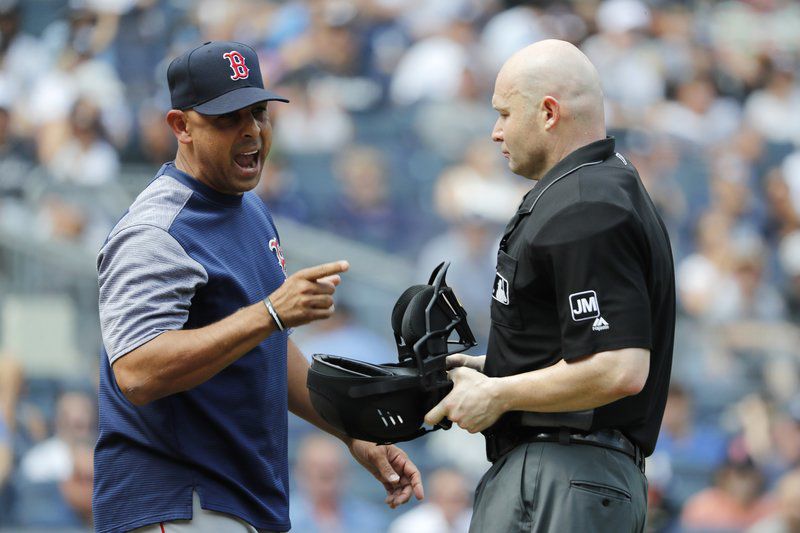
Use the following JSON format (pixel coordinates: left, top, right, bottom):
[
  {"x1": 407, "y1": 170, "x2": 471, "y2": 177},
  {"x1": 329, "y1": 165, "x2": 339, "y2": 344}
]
[
  {"x1": 535, "y1": 201, "x2": 651, "y2": 361},
  {"x1": 98, "y1": 224, "x2": 208, "y2": 364}
]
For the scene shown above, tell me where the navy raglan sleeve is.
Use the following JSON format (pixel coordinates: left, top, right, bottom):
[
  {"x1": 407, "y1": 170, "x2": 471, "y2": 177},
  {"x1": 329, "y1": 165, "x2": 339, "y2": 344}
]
[{"x1": 535, "y1": 201, "x2": 652, "y2": 361}]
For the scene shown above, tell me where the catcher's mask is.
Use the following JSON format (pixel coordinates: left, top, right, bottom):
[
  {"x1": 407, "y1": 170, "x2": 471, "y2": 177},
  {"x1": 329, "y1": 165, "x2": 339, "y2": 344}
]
[{"x1": 306, "y1": 262, "x2": 476, "y2": 443}]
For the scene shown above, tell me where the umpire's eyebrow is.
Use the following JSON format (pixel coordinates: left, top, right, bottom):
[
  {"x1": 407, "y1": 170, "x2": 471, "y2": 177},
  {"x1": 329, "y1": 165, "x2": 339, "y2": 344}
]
[{"x1": 491, "y1": 98, "x2": 507, "y2": 112}]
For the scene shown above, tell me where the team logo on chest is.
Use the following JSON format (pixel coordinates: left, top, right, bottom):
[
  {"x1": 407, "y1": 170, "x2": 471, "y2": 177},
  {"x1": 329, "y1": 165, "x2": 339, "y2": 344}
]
[
  {"x1": 223, "y1": 51, "x2": 250, "y2": 80},
  {"x1": 269, "y1": 238, "x2": 287, "y2": 277}
]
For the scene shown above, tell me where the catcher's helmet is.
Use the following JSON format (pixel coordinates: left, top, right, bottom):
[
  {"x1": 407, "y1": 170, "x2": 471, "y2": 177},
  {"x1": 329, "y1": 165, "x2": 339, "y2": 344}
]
[{"x1": 306, "y1": 262, "x2": 476, "y2": 443}]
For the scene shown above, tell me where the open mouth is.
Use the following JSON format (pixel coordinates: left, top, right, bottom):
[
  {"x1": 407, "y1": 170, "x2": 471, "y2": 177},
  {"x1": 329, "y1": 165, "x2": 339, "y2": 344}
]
[{"x1": 234, "y1": 150, "x2": 260, "y2": 172}]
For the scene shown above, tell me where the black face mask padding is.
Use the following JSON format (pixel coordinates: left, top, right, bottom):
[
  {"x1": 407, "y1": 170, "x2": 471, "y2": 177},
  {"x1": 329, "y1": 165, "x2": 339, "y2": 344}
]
[
  {"x1": 401, "y1": 287, "x2": 452, "y2": 347},
  {"x1": 391, "y1": 285, "x2": 429, "y2": 338}
]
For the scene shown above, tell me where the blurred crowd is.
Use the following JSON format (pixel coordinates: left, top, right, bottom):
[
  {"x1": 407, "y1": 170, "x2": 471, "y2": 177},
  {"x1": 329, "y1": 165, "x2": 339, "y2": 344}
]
[{"x1": 1, "y1": 0, "x2": 800, "y2": 531}]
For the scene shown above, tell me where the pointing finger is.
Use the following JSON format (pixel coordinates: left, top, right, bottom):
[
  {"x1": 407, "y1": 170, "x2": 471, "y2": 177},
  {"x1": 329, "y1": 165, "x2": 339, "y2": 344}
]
[{"x1": 295, "y1": 261, "x2": 349, "y2": 281}]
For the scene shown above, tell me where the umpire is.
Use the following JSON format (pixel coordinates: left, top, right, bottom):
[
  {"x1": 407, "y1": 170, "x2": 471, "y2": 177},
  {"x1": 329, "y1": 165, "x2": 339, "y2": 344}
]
[{"x1": 425, "y1": 40, "x2": 675, "y2": 532}]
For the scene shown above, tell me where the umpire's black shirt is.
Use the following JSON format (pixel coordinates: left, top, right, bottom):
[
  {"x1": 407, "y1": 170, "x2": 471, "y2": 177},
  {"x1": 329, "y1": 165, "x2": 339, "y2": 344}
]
[{"x1": 484, "y1": 137, "x2": 675, "y2": 456}]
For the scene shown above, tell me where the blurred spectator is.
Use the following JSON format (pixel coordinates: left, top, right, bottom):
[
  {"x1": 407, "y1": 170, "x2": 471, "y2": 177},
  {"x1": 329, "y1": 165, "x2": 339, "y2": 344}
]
[
  {"x1": 329, "y1": 144, "x2": 412, "y2": 251},
  {"x1": 285, "y1": 0, "x2": 383, "y2": 112},
  {"x1": 583, "y1": 0, "x2": 665, "y2": 126},
  {"x1": 676, "y1": 211, "x2": 736, "y2": 320},
  {"x1": 255, "y1": 153, "x2": 312, "y2": 222},
  {"x1": 292, "y1": 300, "x2": 395, "y2": 366},
  {"x1": 111, "y1": 0, "x2": 180, "y2": 110},
  {"x1": 35, "y1": 194, "x2": 90, "y2": 246},
  {"x1": 649, "y1": 76, "x2": 741, "y2": 146},
  {"x1": 19, "y1": 390, "x2": 95, "y2": 483},
  {"x1": 0, "y1": 356, "x2": 48, "y2": 461},
  {"x1": 708, "y1": 153, "x2": 765, "y2": 235},
  {"x1": 29, "y1": 4, "x2": 130, "y2": 162},
  {"x1": 0, "y1": 0, "x2": 49, "y2": 106},
  {"x1": 650, "y1": 384, "x2": 729, "y2": 513},
  {"x1": 480, "y1": 5, "x2": 548, "y2": 73},
  {"x1": 390, "y1": 30, "x2": 469, "y2": 106},
  {"x1": 47, "y1": 97, "x2": 121, "y2": 185},
  {"x1": 59, "y1": 441, "x2": 94, "y2": 526},
  {"x1": 390, "y1": 0, "x2": 481, "y2": 41},
  {"x1": 680, "y1": 455, "x2": 776, "y2": 532},
  {"x1": 135, "y1": 98, "x2": 178, "y2": 165},
  {"x1": 757, "y1": 397, "x2": 800, "y2": 486},
  {"x1": 0, "y1": 81, "x2": 37, "y2": 198},
  {"x1": 289, "y1": 432, "x2": 388, "y2": 533},
  {"x1": 272, "y1": 80, "x2": 354, "y2": 153},
  {"x1": 747, "y1": 468, "x2": 800, "y2": 533},
  {"x1": 416, "y1": 214, "x2": 498, "y2": 348},
  {"x1": 424, "y1": 425, "x2": 488, "y2": 484},
  {"x1": 411, "y1": 94, "x2": 496, "y2": 163},
  {"x1": 433, "y1": 137, "x2": 525, "y2": 225},
  {"x1": 14, "y1": 389, "x2": 95, "y2": 528},
  {"x1": 744, "y1": 59, "x2": 800, "y2": 146},
  {"x1": 725, "y1": 234, "x2": 787, "y2": 323},
  {"x1": 622, "y1": 132, "x2": 687, "y2": 244},
  {"x1": 677, "y1": 211, "x2": 784, "y2": 324},
  {"x1": 387, "y1": 466, "x2": 471, "y2": 533}
]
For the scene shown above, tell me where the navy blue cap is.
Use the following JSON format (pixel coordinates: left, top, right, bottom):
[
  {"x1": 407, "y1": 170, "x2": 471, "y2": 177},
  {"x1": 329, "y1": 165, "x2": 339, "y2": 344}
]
[{"x1": 167, "y1": 41, "x2": 288, "y2": 115}]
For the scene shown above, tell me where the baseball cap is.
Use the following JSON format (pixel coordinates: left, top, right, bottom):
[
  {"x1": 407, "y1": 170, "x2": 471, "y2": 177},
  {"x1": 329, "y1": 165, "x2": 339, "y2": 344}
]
[{"x1": 168, "y1": 41, "x2": 288, "y2": 115}]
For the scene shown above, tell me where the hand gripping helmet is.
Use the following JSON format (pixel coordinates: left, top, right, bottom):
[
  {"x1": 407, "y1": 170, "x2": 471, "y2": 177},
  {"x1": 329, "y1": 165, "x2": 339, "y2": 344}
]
[{"x1": 306, "y1": 262, "x2": 477, "y2": 444}]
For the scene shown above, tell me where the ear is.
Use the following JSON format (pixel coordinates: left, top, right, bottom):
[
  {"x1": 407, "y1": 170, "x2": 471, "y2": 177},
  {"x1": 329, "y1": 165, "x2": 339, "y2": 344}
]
[
  {"x1": 541, "y1": 96, "x2": 561, "y2": 131},
  {"x1": 166, "y1": 109, "x2": 192, "y2": 145}
]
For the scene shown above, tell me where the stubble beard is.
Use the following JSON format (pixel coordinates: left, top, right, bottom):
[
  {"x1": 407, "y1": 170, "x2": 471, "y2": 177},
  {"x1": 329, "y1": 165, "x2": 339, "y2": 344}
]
[{"x1": 515, "y1": 144, "x2": 549, "y2": 182}]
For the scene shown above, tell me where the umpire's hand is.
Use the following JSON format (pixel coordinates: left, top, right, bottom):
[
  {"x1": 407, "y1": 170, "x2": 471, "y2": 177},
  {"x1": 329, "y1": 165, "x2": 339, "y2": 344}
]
[
  {"x1": 425, "y1": 362, "x2": 503, "y2": 434},
  {"x1": 268, "y1": 261, "x2": 349, "y2": 328}
]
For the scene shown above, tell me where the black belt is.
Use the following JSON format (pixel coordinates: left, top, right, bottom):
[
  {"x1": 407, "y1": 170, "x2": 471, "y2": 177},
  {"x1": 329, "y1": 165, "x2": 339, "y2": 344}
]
[{"x1": 485, "y1": 427, "x2": 645, "y2": 473}]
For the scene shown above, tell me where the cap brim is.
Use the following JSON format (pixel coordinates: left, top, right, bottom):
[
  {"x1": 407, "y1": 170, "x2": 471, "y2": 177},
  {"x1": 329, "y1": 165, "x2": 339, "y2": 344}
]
[{"x1": 193, "y1": 86, "x2": 289, "y2": 115}]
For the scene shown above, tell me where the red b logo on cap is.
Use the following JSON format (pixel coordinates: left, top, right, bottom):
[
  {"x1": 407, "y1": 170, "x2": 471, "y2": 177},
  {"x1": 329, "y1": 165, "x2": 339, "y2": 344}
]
[{"x1": 223, "y1": 51, "x2": 249, "y2": 80}]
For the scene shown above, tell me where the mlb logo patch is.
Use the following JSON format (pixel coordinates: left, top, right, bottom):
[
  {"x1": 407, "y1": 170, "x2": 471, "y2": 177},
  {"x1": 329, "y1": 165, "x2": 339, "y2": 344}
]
[
  {"x1": 569, "y1": 290, "x2": 600, "y2": 321},
  {"x1": 492, "y1": 272, "x2": 510, "y2": 305}
]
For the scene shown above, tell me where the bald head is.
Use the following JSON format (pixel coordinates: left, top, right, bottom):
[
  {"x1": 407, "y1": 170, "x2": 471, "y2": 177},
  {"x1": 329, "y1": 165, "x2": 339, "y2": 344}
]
[
  {"x1": 500, "y1": 40, "x2": 604, "y2": 126},
  {"x1": 491, "y1": 40, "x2": 606, "y2": 180}
]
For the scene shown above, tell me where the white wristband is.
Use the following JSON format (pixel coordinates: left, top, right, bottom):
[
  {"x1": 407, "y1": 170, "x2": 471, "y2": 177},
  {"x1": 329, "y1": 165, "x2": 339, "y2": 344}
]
[{"x1": 263, "y1": 297, "x2": 285, "y2": 332}]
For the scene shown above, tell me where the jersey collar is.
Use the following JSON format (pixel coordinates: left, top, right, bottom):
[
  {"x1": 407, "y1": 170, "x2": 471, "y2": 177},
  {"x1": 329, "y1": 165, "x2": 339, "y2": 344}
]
[
  {"x1": 517, "y1": 137, "x2": 616, "y2": 213},
  {"x1": 160, "y1": 162, "x2": 245, "y2": 207}
]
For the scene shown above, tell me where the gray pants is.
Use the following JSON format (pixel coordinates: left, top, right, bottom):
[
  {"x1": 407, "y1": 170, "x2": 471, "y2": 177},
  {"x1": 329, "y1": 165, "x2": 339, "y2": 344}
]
[
  {"x1": 470, "y1": 441, "x2": 647, "y2": 533},
  {"x1": 129, "y1": 491, "x2": 283, "y2": 533}
]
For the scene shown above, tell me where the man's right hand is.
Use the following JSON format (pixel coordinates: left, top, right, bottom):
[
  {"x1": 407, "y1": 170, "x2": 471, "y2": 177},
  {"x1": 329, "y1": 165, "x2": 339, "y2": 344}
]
[
  {"x1": 267, "y1": 260, "x2": 350, "y2": 328},
  {"x1": 447, "y1": 353, "x2": 486, "y2": 373}
]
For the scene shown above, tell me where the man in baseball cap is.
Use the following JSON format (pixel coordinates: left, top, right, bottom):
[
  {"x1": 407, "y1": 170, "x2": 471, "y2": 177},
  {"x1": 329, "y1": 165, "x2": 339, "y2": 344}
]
[{"x1": 93, "y1": 41, "x2": 424, "y2": 532}]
